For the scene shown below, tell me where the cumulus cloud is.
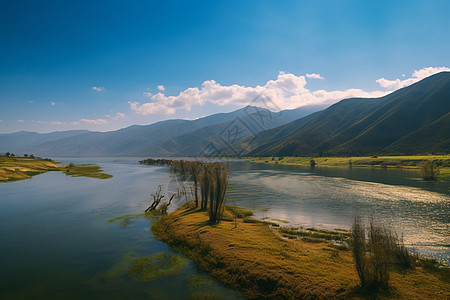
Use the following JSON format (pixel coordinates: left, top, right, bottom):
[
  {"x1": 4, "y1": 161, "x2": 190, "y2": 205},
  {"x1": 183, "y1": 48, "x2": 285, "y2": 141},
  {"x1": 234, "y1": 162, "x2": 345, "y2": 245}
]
[
  {"x1": 71, "y1": 118, "x2": 108, "y2": 125},
  {"x1": 129, "y1": 71, "x2": 389, "y2": 115},
  {"x1": 50, "y1": 101, "x2": 56, "y2": 106},
  {"x1": 158, "y1": 85, "x2": 165, "y2": 91},
  {"x1": 306, "y1": 73, "x2": 324, "y2": 79},
  {"x1": 376, "y1": 66, "x2": 450, "y2": 90},
  {"x1": 143, "y1": 92, "x2": 153, "y2": 97},
  {"x1": 112, "y1": 112, "x2": 125, "y2": 120},
  {"x1": 92, "y1": 86, "x2": 105, "y2": 92}
]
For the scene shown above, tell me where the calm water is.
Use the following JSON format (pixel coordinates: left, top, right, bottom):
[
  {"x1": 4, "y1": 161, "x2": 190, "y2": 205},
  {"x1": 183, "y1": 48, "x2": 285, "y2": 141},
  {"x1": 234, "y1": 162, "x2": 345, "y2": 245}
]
[
  {"x1": 0, "y1": 158, "x2": 449, "y2": 298},
  {"x1": 0, "y1": 157, "x2": 242, "y2": 299}
]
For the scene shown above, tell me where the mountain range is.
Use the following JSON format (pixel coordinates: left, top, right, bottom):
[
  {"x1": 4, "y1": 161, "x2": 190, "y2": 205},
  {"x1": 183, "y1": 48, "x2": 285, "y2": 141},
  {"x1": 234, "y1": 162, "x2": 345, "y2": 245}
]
[
  {"x1": 0, "y1": 105, "x2": 325, "y2": 156},
  {"x1": 242, "y1": 71, "x2": 450, "y2": 156},
  {"x1": 1, "y1": 72, "x2": 449, "y2": 157}
]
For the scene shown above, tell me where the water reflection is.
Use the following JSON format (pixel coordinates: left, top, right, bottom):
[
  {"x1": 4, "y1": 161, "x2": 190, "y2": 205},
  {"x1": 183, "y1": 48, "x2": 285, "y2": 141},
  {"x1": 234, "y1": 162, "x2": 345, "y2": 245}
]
[{"x1": 227, "y1": 164, "x2": 450, "y2": 264}]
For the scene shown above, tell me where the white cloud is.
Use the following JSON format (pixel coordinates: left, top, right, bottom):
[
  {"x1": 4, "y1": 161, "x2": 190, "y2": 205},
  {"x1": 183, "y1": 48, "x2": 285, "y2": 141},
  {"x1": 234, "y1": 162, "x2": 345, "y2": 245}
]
[
  {"x1": 143, "y1": 92, "x2": 153, "y2": 97},
  {"x1": 92, "y1": 86, "x2": 105, "y2": 92},
  {"x1": 158, "y1": 85, "x2": 165, "y2": 91},
  {"x1": 112, "y1": 112, "x2": 125, "y2": 120},
  {"x1": 129, "y1": 71, "x2": 389, "y2": 115},
  {"x1": 306, "y1": 73, "x2": 324, "y2": 79},
  {"x1": 376, "y1": 66, "x2": 450, "y2": 90},
  {"x1": 50, "y1": 101, "x2": 56, "y2": 106},
  {"x1": 37, "y1": 121, "x2": 66, "y2": 125},
  {"x1": 28, "y1": 100, "x2": 34, "y2": 103},
  {"x1": 71, "y1": 118, "x2": 108, "y2": 125},
  {"x1": 0, "y1": 120, "x2": 3, "y2": 123},
  {"x1": 17, "y1": 120, "x2": 24, "y2": 123}
]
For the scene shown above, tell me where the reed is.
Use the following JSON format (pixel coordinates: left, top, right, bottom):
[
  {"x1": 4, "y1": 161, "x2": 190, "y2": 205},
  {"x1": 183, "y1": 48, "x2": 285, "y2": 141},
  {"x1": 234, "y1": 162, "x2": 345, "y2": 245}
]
[{"x1": 351, "y1": 216, "x2": 413, "y2": 292}]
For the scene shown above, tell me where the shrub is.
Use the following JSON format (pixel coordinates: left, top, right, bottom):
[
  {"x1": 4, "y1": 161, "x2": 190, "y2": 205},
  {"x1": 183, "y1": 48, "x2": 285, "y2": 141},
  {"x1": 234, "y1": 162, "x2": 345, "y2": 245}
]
[
  {"x1": 351, "y1": 217, "x2": 413, "y2": 292},
  {"x1": 419, "y1": 160, "x2": 439, "y2": 180}
]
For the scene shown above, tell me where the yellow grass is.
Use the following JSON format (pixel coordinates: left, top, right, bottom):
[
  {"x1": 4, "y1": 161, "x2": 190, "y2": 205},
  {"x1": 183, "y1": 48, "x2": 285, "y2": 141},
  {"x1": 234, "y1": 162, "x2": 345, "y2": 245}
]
[
  {"x1": 0, "y1": 157, "x2": 61, "y2": 181},
  {"x1": 152, "y1": 204, "x2": 450, "y2": 299}
]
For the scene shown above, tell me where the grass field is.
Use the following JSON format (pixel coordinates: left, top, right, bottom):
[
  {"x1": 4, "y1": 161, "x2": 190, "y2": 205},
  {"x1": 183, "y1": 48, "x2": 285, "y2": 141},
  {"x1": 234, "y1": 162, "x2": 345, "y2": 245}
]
[
  {"x1": 0, "y1": 157, "x2": 113, "y2": 182},
  {"x1": 0, "y1": 157, "x2": 61, "y2": 182},
  {"x1": 250, "y1": 155, "x2": 450, "y2": 179},
  {"x1": 152, "y1": 204, "x2": 449, "y2": 299}
]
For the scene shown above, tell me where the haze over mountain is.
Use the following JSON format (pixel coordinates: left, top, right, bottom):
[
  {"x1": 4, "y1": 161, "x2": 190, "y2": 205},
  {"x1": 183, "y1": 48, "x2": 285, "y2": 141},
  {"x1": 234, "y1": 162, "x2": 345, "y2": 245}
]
[
  {"x1": 240, "y1": 72, "x2": 450, "y2": 156},
  {"x1": 0, "y1": 105, "x2": 324, "y2": 156}
]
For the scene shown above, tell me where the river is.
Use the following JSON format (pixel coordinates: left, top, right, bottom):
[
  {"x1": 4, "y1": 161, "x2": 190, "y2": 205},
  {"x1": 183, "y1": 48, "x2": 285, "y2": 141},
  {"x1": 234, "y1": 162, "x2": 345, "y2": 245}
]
[{"x1": 0, "y1": 157, "x2": 448, "y2": 298}]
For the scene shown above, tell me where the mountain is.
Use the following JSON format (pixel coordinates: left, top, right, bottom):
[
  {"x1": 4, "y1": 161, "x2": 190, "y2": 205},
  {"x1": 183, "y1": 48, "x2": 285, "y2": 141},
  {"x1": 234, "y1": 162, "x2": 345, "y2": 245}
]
[
  {"x1": 0, "y1": 130, "x2": 90, "y2": 155},
  {"x1": 131, "y1": 104, "x2": 326, "y2": 157},
  {"x1": 242, "y1": 72, "x2": 450, "y2": 156},
  {"x1": 1, "y1": 105, "x2": 324, "y2": 157}
]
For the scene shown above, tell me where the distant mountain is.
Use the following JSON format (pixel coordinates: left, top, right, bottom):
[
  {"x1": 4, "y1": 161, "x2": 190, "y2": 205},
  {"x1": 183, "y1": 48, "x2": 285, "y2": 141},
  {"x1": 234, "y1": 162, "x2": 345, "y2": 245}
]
[
  {"x1": 1, "y1": 105, "x2": 324, "y2": 157},
  {"x1": 241, "y1": 72, "x2": 450, "y2": 156},
  {"x1": 132, "y1": 105, "x2": 326, "y2": 157},
  {"x1": 0, "y1": 130, "x2": 90, "y2": 155}
]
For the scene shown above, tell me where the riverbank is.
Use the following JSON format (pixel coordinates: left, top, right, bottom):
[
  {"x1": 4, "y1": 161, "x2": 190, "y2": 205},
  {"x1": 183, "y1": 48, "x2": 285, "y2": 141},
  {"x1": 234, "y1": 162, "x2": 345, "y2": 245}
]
[
  {"x1": 250, "y1": 155, "x2": 450, "y2": 179},
  {"x1": 152, "y1": 204, "x2": 449, "y2": 299},
  {"x1": 0, "y1": 157, "x2": 113, "y2": 181},
  {"x1": 0, "y1": 157, "x2": 61, "y2": 181}
]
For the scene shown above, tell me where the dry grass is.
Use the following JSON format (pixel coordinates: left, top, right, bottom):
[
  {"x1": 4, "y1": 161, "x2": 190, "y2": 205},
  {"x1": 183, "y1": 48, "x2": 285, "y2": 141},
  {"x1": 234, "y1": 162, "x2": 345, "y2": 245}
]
[
  {"x1": 152, "y1": 204, "x2": 449, "y2": 299},
  {"x1": 0, "y1": 157, "x2": 60, "y2": 181}
]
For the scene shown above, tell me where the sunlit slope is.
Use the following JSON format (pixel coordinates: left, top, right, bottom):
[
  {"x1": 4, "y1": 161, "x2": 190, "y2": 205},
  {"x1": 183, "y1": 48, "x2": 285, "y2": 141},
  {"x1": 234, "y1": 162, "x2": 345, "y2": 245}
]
[{"x1": 246, "y1": 72, "x2": 450, "y2": 156}]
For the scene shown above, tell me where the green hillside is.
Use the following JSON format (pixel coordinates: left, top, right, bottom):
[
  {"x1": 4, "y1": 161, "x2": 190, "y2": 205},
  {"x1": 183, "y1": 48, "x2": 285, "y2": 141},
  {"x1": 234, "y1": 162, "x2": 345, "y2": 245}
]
[{"x1": 246, "y1": 72, "x2": 450, "y2": 156}]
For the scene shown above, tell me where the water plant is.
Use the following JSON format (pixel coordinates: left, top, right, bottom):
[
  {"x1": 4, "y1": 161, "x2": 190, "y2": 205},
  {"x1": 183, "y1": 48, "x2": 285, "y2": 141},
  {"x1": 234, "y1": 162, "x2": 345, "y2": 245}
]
[{"x1": 128, "y1": 252, "x2": 188, "y2": 282}]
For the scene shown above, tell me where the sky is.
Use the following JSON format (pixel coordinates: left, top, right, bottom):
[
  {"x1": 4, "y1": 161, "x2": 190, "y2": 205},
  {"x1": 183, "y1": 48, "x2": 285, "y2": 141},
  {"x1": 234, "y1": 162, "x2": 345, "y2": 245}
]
[{"x1": 1, "y1": 0, "x2": 449, "y2": 134}]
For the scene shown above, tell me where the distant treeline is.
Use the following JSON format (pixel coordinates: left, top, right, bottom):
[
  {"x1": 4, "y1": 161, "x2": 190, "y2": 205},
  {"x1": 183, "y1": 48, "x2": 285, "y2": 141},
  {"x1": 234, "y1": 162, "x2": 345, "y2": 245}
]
[{"x1": 139, "y1": 158, "x2": 172, "y2": 166}]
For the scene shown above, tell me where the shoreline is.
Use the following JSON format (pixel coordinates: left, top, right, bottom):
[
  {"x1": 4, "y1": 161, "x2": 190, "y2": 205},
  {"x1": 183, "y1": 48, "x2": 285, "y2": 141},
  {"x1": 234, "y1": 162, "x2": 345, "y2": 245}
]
[
  {"x1": 152, "y1": 204, "x2": 450, "y2": 299},
  {"x1": 249, "y1": 155, "x2": 450, "y2": 179},
  {"x1": 0, "y1": 157, "x2": 113, "y2": 182}
]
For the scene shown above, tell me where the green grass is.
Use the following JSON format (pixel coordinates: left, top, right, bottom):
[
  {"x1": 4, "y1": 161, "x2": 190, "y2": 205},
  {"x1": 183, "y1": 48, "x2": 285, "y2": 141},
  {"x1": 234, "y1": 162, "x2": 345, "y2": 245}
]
[
  {"x1": 63, "y1": 164, "x2": 113, "y2": 179},
  {"x1": 250, "y1": 155, "x2": 450, "y2": 179}
]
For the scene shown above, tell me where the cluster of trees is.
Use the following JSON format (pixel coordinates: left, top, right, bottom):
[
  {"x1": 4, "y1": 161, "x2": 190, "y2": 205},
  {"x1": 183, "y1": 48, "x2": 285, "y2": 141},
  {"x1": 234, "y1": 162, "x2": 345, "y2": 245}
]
[
  {"x1": 139, "y1": 158, "x2": 172, "y2": 166},
  {"x1": 170, "y1": 160, "x2": 229, "y2": 223},
  {"x1": 2, "y1": 152, "x2": 35, "y2": 159}
]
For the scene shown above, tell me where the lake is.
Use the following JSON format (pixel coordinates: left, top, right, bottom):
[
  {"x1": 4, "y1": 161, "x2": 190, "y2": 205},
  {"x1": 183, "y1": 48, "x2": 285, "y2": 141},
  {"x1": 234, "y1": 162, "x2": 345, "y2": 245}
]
[{"x1": 0, "y1": 157, "x2": 448, "y2": 298}]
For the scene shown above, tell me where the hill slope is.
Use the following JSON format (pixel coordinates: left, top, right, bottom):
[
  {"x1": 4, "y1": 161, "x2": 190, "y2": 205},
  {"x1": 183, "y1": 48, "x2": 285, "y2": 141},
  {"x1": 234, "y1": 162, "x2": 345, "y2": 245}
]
[{"x1": 244, "y1": 72, "x2": 450, "y2": 156}]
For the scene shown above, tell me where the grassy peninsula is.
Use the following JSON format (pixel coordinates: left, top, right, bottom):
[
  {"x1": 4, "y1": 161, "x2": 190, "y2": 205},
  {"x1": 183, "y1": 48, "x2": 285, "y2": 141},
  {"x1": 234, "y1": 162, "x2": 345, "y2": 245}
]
[
  {"x1": 0, "y1": 157, "x2": 112, "y2": 182},
  {"x1": 0, "y1": 156, "x2": 61, "y2": 181},
  {"x1": 251, "y1": 155, "x2": 450, "y2": 179},
  {"x1": 152, "y1": 204, "x2": 449, "y2": 299}
]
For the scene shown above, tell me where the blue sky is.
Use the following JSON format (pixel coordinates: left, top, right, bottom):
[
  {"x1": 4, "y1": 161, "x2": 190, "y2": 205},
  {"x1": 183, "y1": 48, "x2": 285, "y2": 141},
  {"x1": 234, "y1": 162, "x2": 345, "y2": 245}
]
[{"x1": 1, "y1": 0, "x2": 449, "y2": 133}]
